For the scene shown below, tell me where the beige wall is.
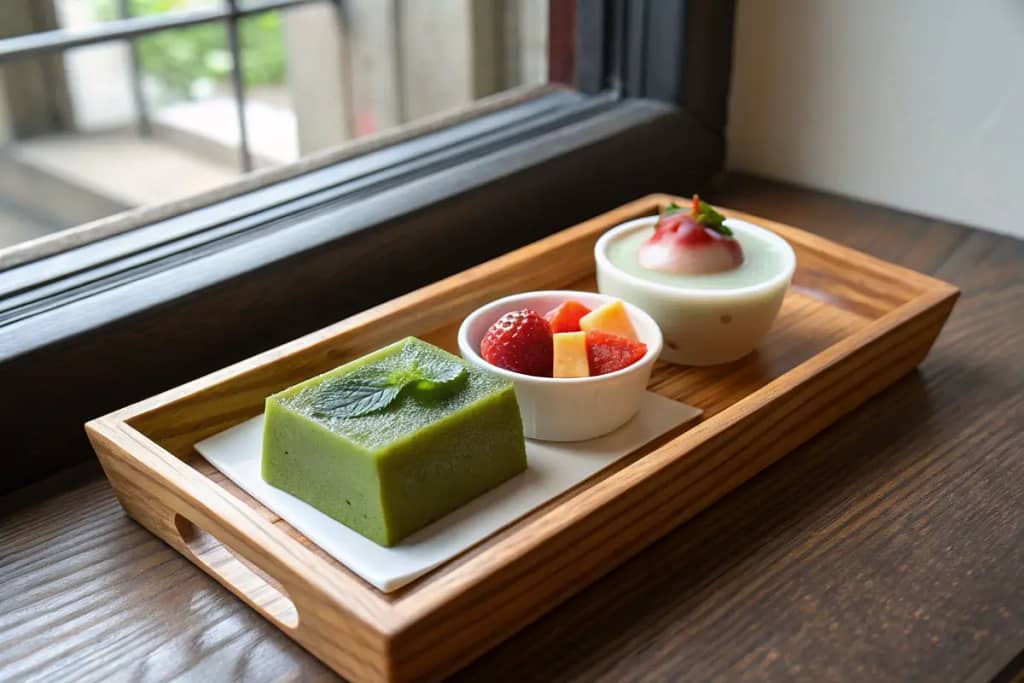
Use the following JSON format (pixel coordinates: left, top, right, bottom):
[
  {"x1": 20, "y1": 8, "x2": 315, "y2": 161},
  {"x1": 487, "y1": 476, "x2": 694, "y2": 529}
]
[
  {"x1": 400, "y1": 0, "x2": 544, "y2": 121},
  {"x1": 504, "y1": 0, "x2": 548, "y2": 86},
  {"x1": 728, "y1": 0, "x2": 1024, "y2": 238},
  {"x1": 297, "y1": 0, "x2": 542, "y2": 137},
  {"x1": 0, "y1": 74, "x2": 10, "y2": 144},
  {"x1": 399, "y1": 0, "x2": 494, "y2": 121},
  {"x1": 346, "y1": 0, "x2": 404, "y2": 131},
  {"x1": 282, "y1": 3, "x2": 353, "y2": 155},
  {"x1": 55, "y1": 0, "x2": 135, "y2": 132}
]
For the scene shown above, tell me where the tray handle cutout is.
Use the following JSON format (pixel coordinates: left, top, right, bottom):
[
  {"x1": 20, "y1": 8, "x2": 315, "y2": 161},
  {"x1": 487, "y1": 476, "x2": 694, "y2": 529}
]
[{"x1": 174, "y1": 514, "x2": 300, "y2": 629}]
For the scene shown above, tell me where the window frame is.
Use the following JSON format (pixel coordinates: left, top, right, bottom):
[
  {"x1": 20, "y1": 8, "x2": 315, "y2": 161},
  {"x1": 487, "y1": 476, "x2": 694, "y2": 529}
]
[
  {"x1": 0, "y1": 0, "x2": 736, "y2": 492},
  {"x1": 0, "y1": 0, "x2": 337, "y2": 171}
]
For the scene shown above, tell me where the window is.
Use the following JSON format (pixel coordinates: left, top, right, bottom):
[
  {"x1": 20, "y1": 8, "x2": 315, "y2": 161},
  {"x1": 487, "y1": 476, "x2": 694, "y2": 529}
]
[
  {"x1": 1, "y1": 0, "x2": 736, "y2": 492},
  {"x1": 0, "y1": 0, "x2": 550, "y2": 250}
]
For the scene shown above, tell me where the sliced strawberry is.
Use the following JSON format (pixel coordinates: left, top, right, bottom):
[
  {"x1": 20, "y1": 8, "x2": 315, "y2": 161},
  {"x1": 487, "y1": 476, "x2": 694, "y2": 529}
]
[
  {"x1": 585, "y1": 330, "x2": 647, "y2": 375},
  {"x1": 480, "y1": 309, "x2": 554, "y2": 376},
  {"x1": 544, "y1": 300, "x2": 592, "y2": 334}
]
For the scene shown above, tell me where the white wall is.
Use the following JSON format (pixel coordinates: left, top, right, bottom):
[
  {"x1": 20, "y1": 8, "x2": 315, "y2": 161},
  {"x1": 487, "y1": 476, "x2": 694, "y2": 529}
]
[{"x1": 727, "y1": 0, "x2": 1024, "y2": 238}]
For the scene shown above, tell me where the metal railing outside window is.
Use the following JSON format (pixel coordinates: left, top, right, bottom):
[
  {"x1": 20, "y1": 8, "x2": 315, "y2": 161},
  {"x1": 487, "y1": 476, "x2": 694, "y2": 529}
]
[{"x1": 0, "y1": 0, "x2": 337, "y2": 172}]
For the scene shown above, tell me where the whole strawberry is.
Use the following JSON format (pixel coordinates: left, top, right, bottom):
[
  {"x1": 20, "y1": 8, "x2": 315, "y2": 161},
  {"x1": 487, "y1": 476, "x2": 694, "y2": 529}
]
[{"x1": 480, "y1": 309, "x2": 553, "y2": 376}]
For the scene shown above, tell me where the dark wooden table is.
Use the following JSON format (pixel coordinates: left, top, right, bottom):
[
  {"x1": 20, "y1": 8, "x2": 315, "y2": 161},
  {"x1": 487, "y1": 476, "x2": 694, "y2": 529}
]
[{"x1": 3, "y1": 174, "x2": 1023, "y2": 682}]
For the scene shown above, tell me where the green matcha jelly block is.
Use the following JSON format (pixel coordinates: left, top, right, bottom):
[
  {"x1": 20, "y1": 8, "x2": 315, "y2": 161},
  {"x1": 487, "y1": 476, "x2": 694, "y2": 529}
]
[{"x1": 261, "y1": 337, "x2": 526, "y2": 546}]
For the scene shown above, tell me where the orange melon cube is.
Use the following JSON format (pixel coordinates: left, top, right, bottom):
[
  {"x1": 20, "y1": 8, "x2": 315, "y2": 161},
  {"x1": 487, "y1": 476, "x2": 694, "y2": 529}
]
[
  {"x1": 578, "y1": 300, "x2": 638, "y2": 340},
  {"x1": 552, "y1": 332, "x2": 590, "y2": 378}
]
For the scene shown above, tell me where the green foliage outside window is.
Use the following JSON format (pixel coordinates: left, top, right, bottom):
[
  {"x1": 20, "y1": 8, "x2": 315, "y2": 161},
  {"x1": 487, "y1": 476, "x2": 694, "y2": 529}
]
[{"x1": 89, "y1": 0, "x2": 286, "y2": 100}]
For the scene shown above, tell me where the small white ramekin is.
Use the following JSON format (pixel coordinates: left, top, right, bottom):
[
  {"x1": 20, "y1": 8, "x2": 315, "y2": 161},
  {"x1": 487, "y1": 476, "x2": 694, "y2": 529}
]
[
  {"x1": 457, "y1": 290, "x2": 663, "y2": 442},
  {"x1": 595, "y1": 216, "x2": 796, "y2": 366}
]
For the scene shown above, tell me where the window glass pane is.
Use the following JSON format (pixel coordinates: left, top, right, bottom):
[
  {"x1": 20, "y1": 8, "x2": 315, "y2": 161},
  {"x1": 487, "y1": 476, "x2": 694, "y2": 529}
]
[
  {"x1": 0, "y1": 36, "x2": 243, "y2": 250},
  {"x1": 58, "y1": 0, "x2": 220, "y2": 23},
  {"x1": 55, "y1": 0, "x2": 220, "y2": 27},
  {"x1": 136, "y1": 21, "x2": 250, "y2": 172},
  {"x1": 0, "y1": 45, "x2": 139, "y2": 248},
  {"x1": 0, "y1": 0, "x2": 550, "y2": 253},
  {"x1": 239, "y1": 10, "x2": 299, "y2": 167}
]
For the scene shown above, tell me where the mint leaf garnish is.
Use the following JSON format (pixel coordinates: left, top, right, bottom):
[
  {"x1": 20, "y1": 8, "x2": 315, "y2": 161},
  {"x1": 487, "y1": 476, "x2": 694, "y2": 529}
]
[
  {"x1": 695, "y1": 199, "x2": 733, "y2": 237},
  {"x1": 413, "y1": 356, "x2": 464, "y2": 387},
  {"x1": 661, "y1": 201, "x2": 685, "y2": 217},
  {"x1": 312, "y1": 375, "x2": 402, "y2": 418},
  {"x1": 411, "y1": 359, "x2": 466, "y2": 400},
  {"x1": 388, "y1": 364, "x2": 425, "y2": 387},
  {"x1": 660, "y1": 198, "x2": 733, "y2": 237},
  {"x1": 311, "y1": 343, "x2": 467, "y2": 418}
]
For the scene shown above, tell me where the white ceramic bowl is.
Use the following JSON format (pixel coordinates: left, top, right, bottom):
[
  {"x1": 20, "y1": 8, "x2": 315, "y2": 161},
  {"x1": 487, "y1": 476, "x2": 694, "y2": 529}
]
[
  {"x1": 595, "y1": 216, "x2": 796, "y2": 366},
  {"x1": 458, "y1": 290, "x2": 663, "y2": 442}
]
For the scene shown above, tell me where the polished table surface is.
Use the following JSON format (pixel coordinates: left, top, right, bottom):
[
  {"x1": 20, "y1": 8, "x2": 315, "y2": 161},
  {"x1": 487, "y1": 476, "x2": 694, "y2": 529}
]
[{"x1": 3, "y1": 174, "x2": 1023, "y2": 682}]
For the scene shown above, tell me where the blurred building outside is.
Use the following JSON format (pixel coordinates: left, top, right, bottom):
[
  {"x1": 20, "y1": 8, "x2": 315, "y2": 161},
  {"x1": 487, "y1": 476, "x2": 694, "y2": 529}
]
[{"x1": 0, "y1": 0, "x2": 549, "y2": 248}]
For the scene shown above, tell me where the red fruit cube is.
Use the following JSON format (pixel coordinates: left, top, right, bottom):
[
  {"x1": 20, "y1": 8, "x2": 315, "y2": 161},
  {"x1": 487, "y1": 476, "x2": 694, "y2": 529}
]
[
  {"x1": 544, "y1": 300, "x2": 592, "y2": 334},
  {"x1": 585, "y1": 330, "x2": 647, "y2": 375}
]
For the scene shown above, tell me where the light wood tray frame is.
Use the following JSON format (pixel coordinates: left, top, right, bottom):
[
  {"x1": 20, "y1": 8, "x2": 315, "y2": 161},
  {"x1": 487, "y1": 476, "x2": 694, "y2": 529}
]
[{"x1": 86, "y1": 195, "x2": 958, "y2": 682}]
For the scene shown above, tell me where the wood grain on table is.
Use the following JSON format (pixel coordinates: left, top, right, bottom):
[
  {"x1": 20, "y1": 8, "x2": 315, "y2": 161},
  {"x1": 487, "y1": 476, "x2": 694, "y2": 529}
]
[{"x1": 2, "y1": 174, "x2": 1023, "y2": 682}]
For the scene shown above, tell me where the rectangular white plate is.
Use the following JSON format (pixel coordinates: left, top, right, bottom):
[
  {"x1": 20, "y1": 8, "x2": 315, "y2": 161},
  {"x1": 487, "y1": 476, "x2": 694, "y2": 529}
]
[{"x1": 195, "y1": 392, "x2": 700, "y2": 592}]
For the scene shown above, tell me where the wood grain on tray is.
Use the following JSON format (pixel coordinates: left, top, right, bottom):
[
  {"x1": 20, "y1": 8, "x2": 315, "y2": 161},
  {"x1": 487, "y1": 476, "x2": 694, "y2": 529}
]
[{"x1": 84, "y1": 194, "x2": 957, "y2": 683}]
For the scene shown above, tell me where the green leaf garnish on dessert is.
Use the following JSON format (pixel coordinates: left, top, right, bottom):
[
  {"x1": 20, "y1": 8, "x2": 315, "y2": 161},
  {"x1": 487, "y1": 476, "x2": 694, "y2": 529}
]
[
  {"x1": 658, "y1": 197, "x2": 732, "y2": 236},
  {"x1": 693, "y1": 196, "x2": 732, "y2": 236},
  {"x1": 312, "y1": 344, "x2": 467, "y2": 418},
  {"x1": 313, "y1": 374, "x2": 402, "y2": 418},
  {"x1": 661, "y1": 201, "x2": 686, "y2": 217}
]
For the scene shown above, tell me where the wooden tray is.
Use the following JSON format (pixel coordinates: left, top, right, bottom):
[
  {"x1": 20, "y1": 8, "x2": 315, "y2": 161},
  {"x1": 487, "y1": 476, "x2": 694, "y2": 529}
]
[{"x1": 86, "y1": 195, "x2": 958, "y2": 683}]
